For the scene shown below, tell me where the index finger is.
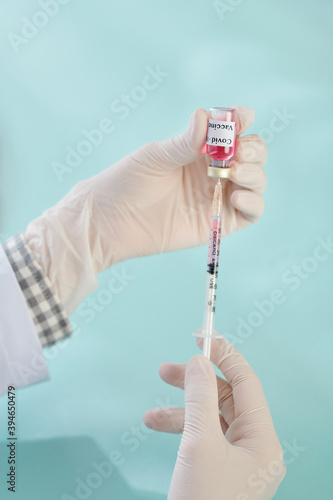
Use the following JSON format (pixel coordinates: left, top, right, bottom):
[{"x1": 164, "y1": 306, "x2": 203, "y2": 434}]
[{"x1": 196, "y1": 333, "x2": 268, "y2": 419}]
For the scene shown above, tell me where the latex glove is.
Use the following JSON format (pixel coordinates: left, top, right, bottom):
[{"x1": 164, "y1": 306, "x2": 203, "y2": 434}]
[
  {"x1": 25, "y1": 106, "x2": 267, "y2": 315},
  {"x1": 143, "y1": 334, "x2": 286, "y2": 500}
]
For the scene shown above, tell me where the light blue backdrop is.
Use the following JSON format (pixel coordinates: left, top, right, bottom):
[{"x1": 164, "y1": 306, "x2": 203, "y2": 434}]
[{"x1": 0, "y1": 1, "x2": 332, "y2": 499}]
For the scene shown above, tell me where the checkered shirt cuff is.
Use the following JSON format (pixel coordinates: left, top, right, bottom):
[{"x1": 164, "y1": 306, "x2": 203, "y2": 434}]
[{"x1": 2, "y1": 233, "x2": 72, "y2": 347}]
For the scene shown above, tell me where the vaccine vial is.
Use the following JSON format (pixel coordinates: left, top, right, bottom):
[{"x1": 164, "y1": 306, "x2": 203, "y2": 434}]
[{"x1": 206, "y1": 107, "x2": 236, "y2": 178}]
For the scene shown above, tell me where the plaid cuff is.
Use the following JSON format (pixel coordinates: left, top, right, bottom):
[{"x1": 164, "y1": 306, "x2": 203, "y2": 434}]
[{"x1": 2, "y1": 233, "x2": 72, "y2": 347}]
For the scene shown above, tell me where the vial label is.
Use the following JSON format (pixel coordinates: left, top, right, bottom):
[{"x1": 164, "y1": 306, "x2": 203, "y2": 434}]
[{"x1": 206, "y1": 119, "x2": 236, "y2": 146}]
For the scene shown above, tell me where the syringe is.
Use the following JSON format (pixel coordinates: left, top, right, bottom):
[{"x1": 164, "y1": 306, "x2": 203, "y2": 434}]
[
  {"x1": 198, "y1": 107, "x2": 236, "y2": 358},
  {"x1": 202, "y1": 179, "x2": 223, "y2": 359}
]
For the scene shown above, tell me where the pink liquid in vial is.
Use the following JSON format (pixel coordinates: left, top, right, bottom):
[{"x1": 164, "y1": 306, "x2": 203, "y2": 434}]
[{"x1": 207, "y1": 109, "x2": 237, "y2": 162}]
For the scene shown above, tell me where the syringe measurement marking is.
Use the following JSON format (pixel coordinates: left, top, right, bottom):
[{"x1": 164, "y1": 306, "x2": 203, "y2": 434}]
[{"x1": 207, "y1": 224, "x2": 221, "y2": 312}]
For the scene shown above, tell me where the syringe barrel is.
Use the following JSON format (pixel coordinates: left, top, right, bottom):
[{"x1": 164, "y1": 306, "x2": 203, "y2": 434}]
[{"x1": 202, "y1": 214, "x2": 222, "y2": 358}]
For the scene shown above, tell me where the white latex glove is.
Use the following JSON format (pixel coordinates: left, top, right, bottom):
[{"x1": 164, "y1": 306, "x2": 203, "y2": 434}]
[
  {"x1": 25, "y1": 106, "x2": 267, "y2": 315},
  {"x1": 143, "y1": 334, "x2": 286, "y2": 500}
]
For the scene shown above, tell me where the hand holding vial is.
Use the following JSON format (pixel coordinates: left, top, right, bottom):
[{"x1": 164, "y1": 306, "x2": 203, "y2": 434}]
[{"x1": 25, "y1": 105, "x2": 267, "y2": 315}]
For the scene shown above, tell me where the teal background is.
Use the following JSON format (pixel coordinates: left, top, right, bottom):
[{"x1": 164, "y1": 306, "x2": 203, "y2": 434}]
[{"x1": 0, "y1": 0, "x2": 332, "y2": 498}]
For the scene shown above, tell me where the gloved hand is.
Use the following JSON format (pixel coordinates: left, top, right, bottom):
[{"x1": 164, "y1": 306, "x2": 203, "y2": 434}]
[
  {"x1": 25, "y1": 106, "x2": 267, "y2": 315},
  {"x1": 143, "y1": 333, "x2": 286, "y2": 500}
]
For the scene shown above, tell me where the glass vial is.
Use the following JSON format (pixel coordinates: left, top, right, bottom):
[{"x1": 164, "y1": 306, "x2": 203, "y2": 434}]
[{"x1": 206, "y1": 107, "x2": 236, "y2": 178}]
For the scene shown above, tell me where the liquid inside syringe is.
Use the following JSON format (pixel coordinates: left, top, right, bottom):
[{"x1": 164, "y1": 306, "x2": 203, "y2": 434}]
[{"x1": 202, "y1": 179, "x2": 223, "y2": 359}]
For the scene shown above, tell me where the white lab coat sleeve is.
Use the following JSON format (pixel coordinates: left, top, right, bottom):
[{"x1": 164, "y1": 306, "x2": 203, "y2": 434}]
[{"x1": 0, "y1": 243, "x2": 49, "y2": 396}]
